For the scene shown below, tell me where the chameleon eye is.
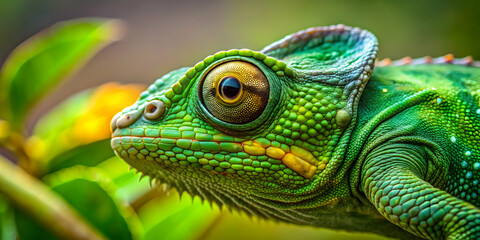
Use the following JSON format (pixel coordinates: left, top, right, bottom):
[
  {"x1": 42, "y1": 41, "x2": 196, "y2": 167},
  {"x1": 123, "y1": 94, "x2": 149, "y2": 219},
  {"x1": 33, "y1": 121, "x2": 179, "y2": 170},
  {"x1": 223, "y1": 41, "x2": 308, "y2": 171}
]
[{"x1": 201, "y1": 61, "x2": 269, "y2": 124}]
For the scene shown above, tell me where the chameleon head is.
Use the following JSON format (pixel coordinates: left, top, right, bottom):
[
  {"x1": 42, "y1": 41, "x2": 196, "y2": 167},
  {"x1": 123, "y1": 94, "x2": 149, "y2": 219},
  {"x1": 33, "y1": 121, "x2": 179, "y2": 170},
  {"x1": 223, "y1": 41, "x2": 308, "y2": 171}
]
[{"x1": 111, "y1": 25, "x2": 377, "y2": 220}]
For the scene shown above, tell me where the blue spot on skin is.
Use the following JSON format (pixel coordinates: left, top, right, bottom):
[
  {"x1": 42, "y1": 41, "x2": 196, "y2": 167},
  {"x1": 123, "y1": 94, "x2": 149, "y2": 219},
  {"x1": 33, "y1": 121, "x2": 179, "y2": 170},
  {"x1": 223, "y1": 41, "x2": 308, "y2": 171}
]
[
  {"x1": 466, "y1": 172, "x2": 473, "y2": 179},
  {"x1": 460, "y1": 178, "x2": 465, "y2": 184},
  {"x1": 473, "y1": 193, "x2": 478, "y2": 199},
  {"x1": 474, "y1": 162, "x2": 480, "y2": 170},
  {"x1": 461, "y1": 161, "x2": 468, "y2": 168},
  {"x1": 474, "y1": 180, "x2": 479, "y2": 185},
  {"x1": 465, "y1": 151, "x2": 472, "y2": 157}
]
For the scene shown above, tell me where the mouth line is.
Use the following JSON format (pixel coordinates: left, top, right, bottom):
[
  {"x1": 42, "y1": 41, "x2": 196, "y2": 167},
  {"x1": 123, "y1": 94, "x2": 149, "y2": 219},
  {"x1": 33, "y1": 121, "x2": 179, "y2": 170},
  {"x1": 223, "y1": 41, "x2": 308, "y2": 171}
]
[{"x1": 111, "y1": 130, "x2": 323, "y2": 179}]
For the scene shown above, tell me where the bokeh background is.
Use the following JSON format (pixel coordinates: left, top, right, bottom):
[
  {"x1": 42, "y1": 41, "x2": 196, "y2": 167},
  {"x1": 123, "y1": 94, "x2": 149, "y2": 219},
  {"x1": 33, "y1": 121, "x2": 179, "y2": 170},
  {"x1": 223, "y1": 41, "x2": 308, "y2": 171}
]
[
  {"x1": 0, "y1": 0, "x2": 479, "y2": 239},
  {"x1": 1, "y1": 0, "x2": 480, "y2": 131}
]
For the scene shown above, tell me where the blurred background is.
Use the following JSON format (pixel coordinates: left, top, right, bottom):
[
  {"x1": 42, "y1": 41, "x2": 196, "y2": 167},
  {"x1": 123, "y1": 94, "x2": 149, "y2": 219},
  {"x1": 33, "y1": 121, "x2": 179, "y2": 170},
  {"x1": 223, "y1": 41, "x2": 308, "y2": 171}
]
[
  {"x1": 0, "y1": 0, "x2": 479, "y2": 239},
  {"x1": 1, "y1": 0, "x2": 479, "y2": 131}
]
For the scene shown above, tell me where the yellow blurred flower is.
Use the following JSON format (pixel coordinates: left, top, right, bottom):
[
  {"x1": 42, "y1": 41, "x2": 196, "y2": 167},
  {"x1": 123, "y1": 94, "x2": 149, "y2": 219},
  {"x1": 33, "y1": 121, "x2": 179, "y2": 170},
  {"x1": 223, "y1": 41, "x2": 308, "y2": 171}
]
[
  {"x1": 73, "y1": 82, "x2": 145, "y2": 144},
  {"x1": 0, "y1": 120, "x2": 10, "y2": 140}
]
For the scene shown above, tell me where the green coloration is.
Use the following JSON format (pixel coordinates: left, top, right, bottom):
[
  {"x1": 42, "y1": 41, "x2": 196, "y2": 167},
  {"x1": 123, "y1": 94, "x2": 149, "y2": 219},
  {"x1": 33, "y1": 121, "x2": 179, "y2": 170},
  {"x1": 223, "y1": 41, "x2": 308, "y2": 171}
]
[
  {"x1": 17, "y1": 167, "x2": 135, "y2": 240},
  {"x1": 0, "y1": 155, "x2": 107, "y2": 240},
  {"x1": 0, "y1": 18, "x2": 123, "y2": 130},
  {"x1": 47, "y1": 139, "x2": 116, "y2": 174},
  {"x1": 0, "y1": 197, "x2": 16, "y2": 240},
  {"x1": 138, "y1": 191, "x2": 221, "y2": 240},
  {"x1": 111, "y1": 25, "x2": 480, "y2": 239}
]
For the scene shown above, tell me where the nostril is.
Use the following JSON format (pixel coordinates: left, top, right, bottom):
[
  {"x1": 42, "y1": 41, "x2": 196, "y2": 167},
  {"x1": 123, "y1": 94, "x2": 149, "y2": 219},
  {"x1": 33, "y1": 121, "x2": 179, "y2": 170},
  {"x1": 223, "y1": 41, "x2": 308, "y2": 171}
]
[
  {"x1": 144, "y1": 100, "x2": 165, "y2": 120},
  {"x1": 116, "y1": 110, "x2": 141, "y2": 129}
]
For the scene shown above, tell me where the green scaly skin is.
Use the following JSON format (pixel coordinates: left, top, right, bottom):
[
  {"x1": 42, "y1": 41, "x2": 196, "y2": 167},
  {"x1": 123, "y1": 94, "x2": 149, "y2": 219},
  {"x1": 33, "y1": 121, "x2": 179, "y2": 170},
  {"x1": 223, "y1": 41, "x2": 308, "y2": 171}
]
[{"x1": 110, "y1": 25, "x2": 480, "y2": 239}]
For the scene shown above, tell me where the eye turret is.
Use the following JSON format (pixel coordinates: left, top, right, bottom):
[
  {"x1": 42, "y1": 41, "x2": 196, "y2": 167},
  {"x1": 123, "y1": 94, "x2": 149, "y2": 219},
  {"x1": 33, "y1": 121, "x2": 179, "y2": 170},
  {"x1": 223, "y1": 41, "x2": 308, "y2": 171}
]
[
  {"x1": 200, "y1": 61, "x2": 270, "y2": 124},
  {"x1": 144, "y1": 100, "x2": 165, "y2": 120}
]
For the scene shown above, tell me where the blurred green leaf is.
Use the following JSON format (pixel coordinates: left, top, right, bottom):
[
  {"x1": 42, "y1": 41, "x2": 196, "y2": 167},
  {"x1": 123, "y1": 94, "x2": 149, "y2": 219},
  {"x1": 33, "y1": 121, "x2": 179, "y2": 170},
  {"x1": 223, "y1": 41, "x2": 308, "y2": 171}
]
[
  {"x1": 45, "y1": 167, "x2": 138, "y2": 240},
  {"x1": 0, "y1": 18, "x2": 123, "y2": 129},
  {"x1": 14, "y1": 208, "x2": 58, "y2": 240},
  {"x1": 203, "y1": 211, "x2": 392, "y2": 240},
  {"x1": 0, "y1": 196, "x2": 16, "y2": 240},
  {"x1": 96, "y1": 156, "x2": 152, "y2": 204},
  {"x1": 13, "y1": 166, "x2": 136, "y2": 240},
  {"x1": 32, "y1": 89, "x2": 92, "y2": 155},
  {"x1": 138, "y1": 192, "x2": 221, "y2": 240},
  {"x1": 45, "y1": 139, "x2": 115, "y2": 174},
  {"x1": 0, "y1": 154, "x2": 106, "y2": 240},
  {"x1": 30, "y1": 83, "x2": 144, "y2": 175},
  {"x1": 52, "y1": 179, "x2": 133, "y2": 240}
]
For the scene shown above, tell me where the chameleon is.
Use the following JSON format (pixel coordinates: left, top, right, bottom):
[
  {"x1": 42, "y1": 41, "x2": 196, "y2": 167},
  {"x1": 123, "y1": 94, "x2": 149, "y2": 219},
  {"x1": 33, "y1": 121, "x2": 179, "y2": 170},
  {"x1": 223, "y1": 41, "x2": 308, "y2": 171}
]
[{"x1": 110, "y1": 25, "x2": 480, "y2": 239}]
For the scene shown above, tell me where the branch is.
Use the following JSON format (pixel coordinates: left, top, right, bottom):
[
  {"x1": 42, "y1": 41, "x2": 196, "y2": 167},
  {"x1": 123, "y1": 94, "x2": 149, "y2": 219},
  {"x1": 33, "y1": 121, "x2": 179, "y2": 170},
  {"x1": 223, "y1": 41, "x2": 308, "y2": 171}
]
[{"x1": 0, "y1": 155, "x2": 106, "y2": 240}]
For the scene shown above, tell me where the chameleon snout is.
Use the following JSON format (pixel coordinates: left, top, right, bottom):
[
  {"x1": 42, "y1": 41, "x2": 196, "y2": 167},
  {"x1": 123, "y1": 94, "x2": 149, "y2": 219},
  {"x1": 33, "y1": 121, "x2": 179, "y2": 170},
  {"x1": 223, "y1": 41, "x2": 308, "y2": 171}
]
[
  {"x1": 111, "y1": 110, "x2": 141, "y2": 132},
  {"x1": 111, "y1": 100, "x2": 166, "y2": 132}
]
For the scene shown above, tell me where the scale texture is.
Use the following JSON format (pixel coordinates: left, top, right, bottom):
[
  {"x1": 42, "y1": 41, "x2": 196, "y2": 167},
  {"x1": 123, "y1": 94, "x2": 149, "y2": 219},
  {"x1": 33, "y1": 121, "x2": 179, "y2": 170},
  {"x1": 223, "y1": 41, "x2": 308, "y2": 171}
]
[{"x1": 111, "y1": 25, "x2": 480, "y2": 239}]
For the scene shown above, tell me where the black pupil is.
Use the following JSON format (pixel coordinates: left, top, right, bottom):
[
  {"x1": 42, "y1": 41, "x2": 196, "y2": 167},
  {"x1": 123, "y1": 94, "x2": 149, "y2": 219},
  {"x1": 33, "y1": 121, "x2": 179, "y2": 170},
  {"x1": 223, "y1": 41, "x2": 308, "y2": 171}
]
[{"x1": 219, "y1": 77, "x2": 241, "y2": 100}]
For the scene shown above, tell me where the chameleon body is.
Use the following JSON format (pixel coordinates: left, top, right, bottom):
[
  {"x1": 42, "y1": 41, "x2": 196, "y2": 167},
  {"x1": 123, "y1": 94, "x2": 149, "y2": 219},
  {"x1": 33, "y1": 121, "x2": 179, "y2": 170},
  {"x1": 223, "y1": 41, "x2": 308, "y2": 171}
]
[{"x1": 110, "y1": 25, "x2": 480, "y2": 239}]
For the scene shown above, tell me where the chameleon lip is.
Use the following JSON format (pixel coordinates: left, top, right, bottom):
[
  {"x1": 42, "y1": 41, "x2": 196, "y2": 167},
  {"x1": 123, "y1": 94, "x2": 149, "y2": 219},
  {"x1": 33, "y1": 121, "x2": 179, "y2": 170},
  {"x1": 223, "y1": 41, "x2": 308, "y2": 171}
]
[{"x1": 111, "y1": 132, "x2": 322, "y2": 179}]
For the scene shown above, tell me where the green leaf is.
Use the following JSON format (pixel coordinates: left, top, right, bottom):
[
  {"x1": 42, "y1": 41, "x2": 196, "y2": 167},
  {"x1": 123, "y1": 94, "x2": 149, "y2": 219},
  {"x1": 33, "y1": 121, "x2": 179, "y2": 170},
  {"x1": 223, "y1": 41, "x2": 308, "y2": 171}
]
[
  {"x1": 30, "y1": 83, "x2": 145, "y2": 175},
  {"x1": 0, "y1": 154, "x2": 106, "y2": 240},
  {"x1": 138, "y1": 192, "x2": 221, "y2": 240},
  {"x1": 96, "y1": 156, "x2": 152, "y2": 204},
  {"x1": 0, "y1": 18, "x2": 123, "y2": 129},
  {"x1": 52, "y1": 180, "x2": 133, "y2": 240},
  {"x1": 46, "y1": 167, "x2": 138, "y2": 240},
  {"x1": 45, "y1": 139, "x2": 115, "y2": 174},
  {"x1": 32, "y1": 89, "x2": 92, "y2": 146},
  {"x1": 30, "y1": 89, "x2": 93, "y2": 163},
  {"x1": 13, "y1": 166, "x2": 136, "y2": 240},
  {"x1": 0, "y1": 196, "x2": 16, "y2": 240},
  {"x1": 14, "y1": 208, "x2": 58, "y2": 240}
]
